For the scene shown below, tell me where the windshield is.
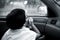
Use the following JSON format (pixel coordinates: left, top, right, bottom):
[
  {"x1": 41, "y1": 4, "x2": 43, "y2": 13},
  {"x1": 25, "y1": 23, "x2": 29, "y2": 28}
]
[{"x1": 0, "y1": 0, "x2": 47, "y2": 18}]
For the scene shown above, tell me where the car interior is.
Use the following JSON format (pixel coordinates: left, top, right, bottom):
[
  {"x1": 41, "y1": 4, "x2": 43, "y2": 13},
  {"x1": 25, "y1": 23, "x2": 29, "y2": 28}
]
[{"x1": 0, "y1": 0, "x2": 60, "y2": 40}]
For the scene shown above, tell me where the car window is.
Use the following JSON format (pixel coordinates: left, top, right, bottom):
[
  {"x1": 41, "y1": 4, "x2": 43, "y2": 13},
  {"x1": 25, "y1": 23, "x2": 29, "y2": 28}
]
[
  {"x1": 0, "y1": 0, "x2": 47, "y2": 18},
  {"x1": 25, "y1": 0, "x2": 47, "y2": 17}
]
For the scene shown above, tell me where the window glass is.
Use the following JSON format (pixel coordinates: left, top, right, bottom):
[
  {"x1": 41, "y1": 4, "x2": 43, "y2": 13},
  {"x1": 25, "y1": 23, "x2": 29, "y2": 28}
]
[
  {"x1": 0, "y1": 0, "x2": 47, "y2": 18},
  {"x1": 25, "y1": 0, "x2": 47, "y2": 16}
]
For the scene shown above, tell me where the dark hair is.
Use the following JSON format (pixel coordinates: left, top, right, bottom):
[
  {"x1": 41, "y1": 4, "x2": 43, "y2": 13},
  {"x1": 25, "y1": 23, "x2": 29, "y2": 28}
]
[{"x1": 6, "y1": 9, "x2": 26, "y2": 30}]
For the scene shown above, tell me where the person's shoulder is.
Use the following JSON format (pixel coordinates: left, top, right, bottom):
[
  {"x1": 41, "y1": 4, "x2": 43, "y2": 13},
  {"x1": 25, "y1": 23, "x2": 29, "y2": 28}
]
[
  {"x1": 1, "y1": 29, "x2": 11, "y2": 40},
  {"x1": 4, "y1": 29, "x2": 11, "y2": 35}
]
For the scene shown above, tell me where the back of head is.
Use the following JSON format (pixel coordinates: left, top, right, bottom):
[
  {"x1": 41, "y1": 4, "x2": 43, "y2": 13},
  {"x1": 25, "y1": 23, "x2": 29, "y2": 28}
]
[{"x1": 6, "y1": 9, "x2": 26, "y2": 30}]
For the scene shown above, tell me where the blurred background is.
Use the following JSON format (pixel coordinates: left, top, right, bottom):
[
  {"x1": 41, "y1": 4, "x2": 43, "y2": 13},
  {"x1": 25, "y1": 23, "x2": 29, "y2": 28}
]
[{"x1": 0, "y1": 0, "x2": 47, "y2": 18}]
